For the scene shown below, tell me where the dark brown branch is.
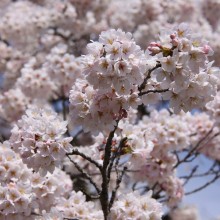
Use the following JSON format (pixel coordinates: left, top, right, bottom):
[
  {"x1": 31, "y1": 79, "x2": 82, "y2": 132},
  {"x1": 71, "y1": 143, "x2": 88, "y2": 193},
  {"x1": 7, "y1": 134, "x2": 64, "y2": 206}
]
[
  {"x1": 68, "y1": 168, "x2": 141, "y2": 179},
  {"x1": 67, "y1": 148, "x2": 103, "y2": 171},
  {"x1": 152, "y1": 188, "x2": 163, "y2": 200},
  {"x1": 185, "y1": 174, "x2": 220, "y2": 195},
  {"x1": 71, "y1": 129, "x2": 84, "y2": 145},
  {"x1": 32, "y1": 213, "x2": 79, "y2": 220},
  {"x1": 196, "y1": 132, "x2": 220, "y2": 152},
  {"x1": 173, "y1": 128, "x2": 214, "y2": 169},
  {"x1": 139, "y1": 88, "x2": 169, "y2": 96},
  {"x1": 138, "y1": 63, "x2": 161, "y2": 92},
  {"x1": 109, "y1": 166, "x2": 127, "y2": 209},
  {"x1": 107, "y1": 137, "x2": 127, "y2": 181},
  {"x1": 78, "y1": 187, "x2": 100, "y2": 200},
  {"x1": 181, "y1": 131, "x2": 220, "y2": 164},
  {"x1": 62, "y1": 100, "x2": 67, "y2": 121},
  {"x1": 182, "y1": 165, "x2": 199, "y2": 186},
  {"x1": 180, "y1": 161, "x2": 219, "y2": 179},
  {"x1": 64, "y1": 218, "x2": 80, "y2": 220},
  {"x1": 0, "y1": 37, "x2": 9, "y2": 46},
  {"x1": 66, "y1": 155, "x2": 101, "y2": 194},
  {"x1": 100, "y1": 122, "x2": 119, "y2": 220}
]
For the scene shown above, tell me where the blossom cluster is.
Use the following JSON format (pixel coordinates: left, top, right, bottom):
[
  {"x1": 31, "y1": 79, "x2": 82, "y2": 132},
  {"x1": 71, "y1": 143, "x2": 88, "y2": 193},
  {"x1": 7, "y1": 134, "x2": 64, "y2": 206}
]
[
  {"x1": 147, "y1": 23, "x2": 219, "y2": 113},
  {"x1": 183, "y1": 111, "x2": 220, "y2": 161},
  {"x1": 117, "y1": 110, "x2": 188, "y2": 206},
  {"x1": 0, "y1": 0, "x2": 220, "y2": 219},
  {"x1": 0, "y1": 1, "x2": 77, "y2": 51},
  {"x1": 44, "y1": 44, "x2": 83, "y2": 96},
  {"x1": 74, "y1": 109, "x2": 188, "y2": 207},
  {"x1": 30, "y1": 189, "x2": 163, "y2": 220},
  {"x1": 0, "y1": 41, "x2": 28, "y2": 90},
  {"x1": 9, "y1": 105, "x2": 72, "y2": 175},
  {"x1": 206, "y1": 91, "x2": 220, "y2": 126},
  {"x1": 69, "y1": 29, "x2": 146, "y2": 134},
  {"x1": 16, "y1": 58, "x2": 55, "y2": 100},
  {"x1": 109, "y1": 191, "x2": 163, "y2": 220},
  {"x1": 64, "y1": 144, "x2": 101, "y2": 175},
  {"x1": 0, "y1": 88, "x2": 29, "y2": 122},
  {"x1": 70, "y1": 24, "x2": 220, "y2": 135},
  {"x1": 170, "y1": 205, "x2": 199, "y2": 220},
  {"x1": 0, "y1": 140, "x2": 164, "y2": 220},
  {"x1": 0, "y1": 141, "x2": 72, "y2": 218},
  {"x1": 55, "y1": 191, "x2": 103, "y2": 219}
]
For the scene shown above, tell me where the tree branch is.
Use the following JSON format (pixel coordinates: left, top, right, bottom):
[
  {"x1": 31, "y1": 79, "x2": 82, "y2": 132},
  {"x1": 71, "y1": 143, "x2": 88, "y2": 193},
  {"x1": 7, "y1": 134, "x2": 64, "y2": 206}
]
[
  {"x1": 107, "y1": 137, "x2": 127, "y2": 181},
  {"x1": 138, "y1": 63, "x2": 161, "y2": 92},
  {"x1": 139, "y1": 88, "x2": 169, "y2": 96},
  {"x1": 185, "y1": 174, "x2": 220, "y2": 195},
  {"x1": 67, "y1": 148, "x2": 103, "y2": 171},
  {"x1": 173, "y1": 128, "x2": 214, "y2": 169},
  {"x1": 66, "y1": 154, "x2": 101, "y2": 194},
  {"x1": 100, "y1": 122, "x2": 119, "y2": 220},
  {"x1": 109, "y1": 166, "x2": 127, "y2": 209}
]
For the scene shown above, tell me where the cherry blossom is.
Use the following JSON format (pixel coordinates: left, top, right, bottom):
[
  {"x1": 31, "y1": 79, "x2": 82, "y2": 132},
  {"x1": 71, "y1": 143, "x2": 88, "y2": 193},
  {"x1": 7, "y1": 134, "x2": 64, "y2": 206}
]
[
  {"x1": 0, "y1": 1, "x2": 220, "y2": 219},
  {"x1": 9, "y1": 105, "x2": 72, "y2": 175}
]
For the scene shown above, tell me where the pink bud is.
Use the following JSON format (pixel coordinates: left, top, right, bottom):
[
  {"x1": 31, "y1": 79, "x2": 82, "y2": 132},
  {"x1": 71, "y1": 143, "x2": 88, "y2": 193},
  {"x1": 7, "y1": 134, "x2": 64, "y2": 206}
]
[
  {"x1": 149, "y1": 42, "x2": 158, "y2": 46},
  {"x1": 202, "y1": 45, "x2": 214, "y2": 56},
  {"x1": 170, "y1": 33, "x2": 176, "y2": 40},
  {"x1": 148, "y1": 46, "x2": 161, "y2": 55},
  {"x1": 171, "y1": 38, "x2": 179, "y2": 47}
]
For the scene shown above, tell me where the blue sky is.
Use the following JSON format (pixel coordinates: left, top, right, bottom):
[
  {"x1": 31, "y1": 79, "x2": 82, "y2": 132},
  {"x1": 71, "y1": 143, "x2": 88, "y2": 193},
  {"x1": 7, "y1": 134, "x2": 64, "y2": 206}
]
[{"x1": 178, "y1": 156, "x2": 220, "y2": 220}]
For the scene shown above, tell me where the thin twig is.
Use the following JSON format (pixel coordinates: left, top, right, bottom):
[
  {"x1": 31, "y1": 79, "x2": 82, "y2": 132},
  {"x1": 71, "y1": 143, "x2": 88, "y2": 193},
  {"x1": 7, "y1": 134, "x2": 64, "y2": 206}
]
[
  {"x1": 109, "y1": 166, "x2": 127, "y2": 210},
  {"x1": 62, "y1": 98, "x2": 67, "y2": 121},
  {"x1": 71, "y1": 129, "x2": 84, "y2": 145},
  {"x1": 138, "y1": 63, "x2": 161, "y2": 92},
  {"x1": 66, "y1": 155, "x2": 101, "y2": 194},
  {"x1": 67, "y1": 148, "x2": 103, "y2": 171},
  {"x1": 139, "y1": 89, "x2": 169, "y2": 96},
  {"x1": 180, "y1": 161, "x2": 219, "y2": 179},
  {"x1": 174, "y1": 128, "x2": 214, "y2": 169},
  {"x1": 78, "y1": 187, "x2": 100, "y2": 200},
  {"x1": 107, "y1": 137, "x2": 127, "y2": 181},
  {"x1": 182, "y1": 165, "x2": 198, "y2": 186},
  {"x1": 185, "y1": 174, "x2": 220, "y2": 195}
]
